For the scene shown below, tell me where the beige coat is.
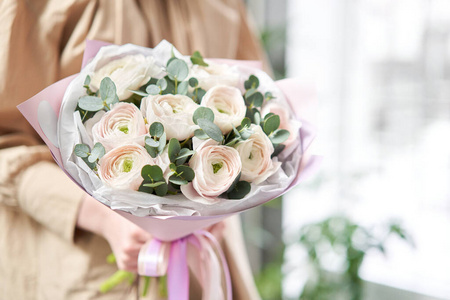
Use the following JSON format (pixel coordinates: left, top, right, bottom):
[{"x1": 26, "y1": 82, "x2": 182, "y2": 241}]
[{"x1": 0, "y1": 0, "x2": 266, "y2": 299}]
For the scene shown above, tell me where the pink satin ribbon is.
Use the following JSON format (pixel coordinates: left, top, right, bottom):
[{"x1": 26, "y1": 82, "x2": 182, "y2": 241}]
[{"x1": 138, "y1": 231, "x2": 232, "y2": 300}]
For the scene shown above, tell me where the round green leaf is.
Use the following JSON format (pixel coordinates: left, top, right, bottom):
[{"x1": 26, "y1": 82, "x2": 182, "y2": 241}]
[
  {"x1": 263, "y1": 114, "x2": 280, "y2": 135},
  {"x1": 88, "y1": 142, "x2": 105, "y2": 162},
  {"x1": 154, "y1": 182, "x2": 168, "y2": 196},
  {"x1": 84, "y1": 75, "x2": 91, "y2": 86},
  {"x1": 247, "y1": 92, "x2": 264, "y2": 107},
  {"x1": 168, "y1": 138, "x2": 181, "y2": 163},
  {"x1": 141, "y1": 165, "x2": 164, "y2": 182},
  {"x1": 197, "y1": 118, "x2": 223, "y2": 142},
  {"x1": 177, "y1": 81, "x2": 189, "y2": 95},
  {"x1": 167, "y1": 59, "x2": 189, "y2": 82},
  {"x1": 169, "y1": 175, "x2": 188, "y2": 186},
  {"x1": 176, "y1": 165, "x2": 195, "y2": 182},
  {"x1": 143, "y1": 181, "x2": 166, "y2": 188},
  {"x1": 265, "y1": 91, "x2": 275, "y2": 100},
  {"x1": 138, "y1": 182, "x2": 154, "y2": 194},
  {"x1": 193, "y1": 107, "x2": 214, "y2": 125},
  {"x1": 129, "y1": 89, "x2": 148, "y2": 97},
  {"x1": 149, "y1": 122, "x2": 164, "y2": 138},
  {"x1": 146, "y1": 84, "x2": 161, "y2": 95},
  {"x1": 240, "y1": 128, "x2": 254, "y2": 140},
  {"x1": 99, "y1": 77, "x2": 117, "y2": 101},
  {"x1": 270, "y1": 129, "x2": 290, "y2": 144},
  {"x1": 78, "y1": 96, "x2": 104, "y2": 111},
  {"x1": 188, "y1": 77, "x2": 198, "y2": 87},
  {"x1": 190, "y1": 51, "x2": 209, "y2": 67},
  {"x1": 74, "y1": 144, "x2": 90, "y2": 158},
  {"x1": 241, "y1": 117, "x2": 251, "y2": 128},
  {"x1": 253, "y1": 110, "x2": 261, "y2": 125},
  {"x1": 157, "y1": 132, "x2": 167, "y2": 153},
  {"x1": 227, "y1": 181, "x2": 251, "y2": 199},
  {"x1": 194, "y1": 129, "x2": 209, "y2": 140},
  {"x1": 197, "y1": 88, "x2": 206, "y2": 102},
  {"x1": 145, "y1": 136, "x2": 159, "y2": 148},
  {"x1": 157, "y1": 78, "x2": 168, "y2": 90},
  {"x1": 244, "y1": 75, "x2": 259, "y2": 90}
]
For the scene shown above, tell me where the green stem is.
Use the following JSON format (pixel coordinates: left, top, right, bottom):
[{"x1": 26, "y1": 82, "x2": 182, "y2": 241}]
[
  {"x1": 99, "y1": 270, "x2": 135, "y2": 293},
  {"x1": 142, "y1": 276, "x2": 151, "y2": 297}
]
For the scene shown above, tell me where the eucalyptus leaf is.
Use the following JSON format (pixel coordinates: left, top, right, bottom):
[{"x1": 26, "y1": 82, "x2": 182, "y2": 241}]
[
  {"x1": 157, "y1": 78, "x2": 168, "y2": 90},
  {"x1": 138, "y1": 182, "x2": 154, "y2": 194},
  {"x1": 270, "y1": 129, "x2": 290, "y2": 144},
  {"x1": 196, "y1": 88, "x2": 206, "y2": 102},
  {"x1": 91, "y1": 142, "x2": 105, "y2": 159},
  {"x1": 99, "y1": 77, "x2": 116, "y2": 101},
  {"x1": 177, "y1": 80, "x2": 189, "y2": 95},
  {"x1": 241, "y1": 117, "x2": 251, "y2": 128},
  {"x1": 157, "y1": 132, "x2": 166, "y2": 153},
  {"x1": 88, "y1": 142, "x2": 105, "y2": 163},
  {"x1": 168, "y1": 138, "x2": 181, "y2": 163},
  {"x1": 188, "y1": 77, "x2": 198, "y2": 87},
  {"x1": 154, "y1": 182, "x2": 168, "y2": 196},
  {"x1": 240, "y1": 128, "x2": 254, "y2": 140},
  {"x1": 227, "y1": 181, "x2": 251, "y2": 199},
  {"x1": 141, "y1": 165, "x2": 164, "y2": 182},
  {"x1": 167, "y1": 59, "x2": 189, "y2": 82},
  {"x1": 169, "y1": 175, "x2": 188, "y2": 186},
  {"x1": 190, "y1": 51, "x2": 209, "y2": 67},
  {"x1": 176, "y1": 165, "x2": 195, "y2": 181},
  {"x1": 149, "y1": 122, "x2": 164, "y2": 138},
  {"x1": 246, "y1": 91, "x2": 264, "y2": 107},
  {"x1": 146, "y1": 85, "x2": 161, "y2": 95},
  {"x1": 193, "y1": 107, "x2": 215, "y2": 125},
  {"x1": 197, "y1": 118, "x2": 223, "y2": 142},
  {"x1": 176, "y1": 148, "x2": 195, "y2": 160},
  {"x1": 263, "y1": 114, "x2": 280, "y2": 135},
  {"x1": 254, "y1": 110, "x2": 261, "y2": 125},
  {"x1": 145, "y1": 145, "x2": 158, "y2": 158},
  {"x1": 143, "y1": 181, "x2": 166, "y2": 188},
  {"x1": 82, "y1": 157, "x2": 97, "y2": 170},
  {"x1": 244, "y1": 75, "x2": 259, "y2": 90},
  {"x1": 78, "y1": 96, "x2": 104, "y2": 112},
  {"x1": 129, "y1": 89, "x2": 149, "y2": 97},
  {"x1": 84, "y1": 75, "x2": 91, "y2": 87},
  {"x1": 145, "y1": 136, "x2": 159, "y2": 148},
  {"x1": 194, "y1": 129, "x2": 209, "y2": 140},
  {"x1": 74, "y1": 144, "x2": 90, "y2": 158},
  {"x1": 265, "y1": 91, "x2": 275, "y2": 100}
]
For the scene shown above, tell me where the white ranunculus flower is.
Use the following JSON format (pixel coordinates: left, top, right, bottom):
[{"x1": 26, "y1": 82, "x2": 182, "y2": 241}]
[
  {"x1": 90, "y1": 54, "x2": 162, "y2": 100},
  {"x1": 141, "y1": 94, "x2": 199, "y2": 141},
  {"x1": 261, "y1": 102, "x2": 301, "y2": 149},
  {"x1": 200, "y1": 85, "x2": 246, "y2": 134},
  {"x1": 98, "y1": 143, "x2": 155, "y2": 190},
  {"x1": 91, "y1": 102, "x2": 147, "y2": 152},
  {"x1": 180, "y1": 139, "x2": 241, "y2": 204},
  {"x1": 189, "y1": 61, "x2": 239, "y2": 91},
  {"x1": 234, "y1": 124, "x2": 281, "y2": 185}
]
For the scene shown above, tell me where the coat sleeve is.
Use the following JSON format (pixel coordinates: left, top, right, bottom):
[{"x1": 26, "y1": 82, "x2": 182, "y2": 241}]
[{"x1": 0, "y1": 145, "x2": 85, "y2": 242}]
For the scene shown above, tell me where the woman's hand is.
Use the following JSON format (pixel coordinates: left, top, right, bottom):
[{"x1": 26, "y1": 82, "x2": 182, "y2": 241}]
[{"x1": 76, "y1": 194, "x2": 151, "y2": 273}]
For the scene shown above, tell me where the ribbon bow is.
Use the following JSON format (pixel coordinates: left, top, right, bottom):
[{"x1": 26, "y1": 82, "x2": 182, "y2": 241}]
[{"x1": 138, "y1": 230, "x2": 232, "y2": 300}]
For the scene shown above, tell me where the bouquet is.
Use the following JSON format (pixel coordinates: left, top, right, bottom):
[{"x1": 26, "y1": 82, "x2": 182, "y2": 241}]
[{"x1": 18, "y1": 40, "x2": 319, "y2": 299}]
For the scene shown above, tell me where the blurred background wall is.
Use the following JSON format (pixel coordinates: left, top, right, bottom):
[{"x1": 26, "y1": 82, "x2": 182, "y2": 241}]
[{"x1": 244, "y1": 0, "x2": 450, "y2": 299}]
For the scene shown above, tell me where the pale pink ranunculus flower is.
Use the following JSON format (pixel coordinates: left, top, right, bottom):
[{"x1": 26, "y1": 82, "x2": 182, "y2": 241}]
[
  {"x1": 90, "y1": 54, "x2": 162, "y2": 100},
  {"x1": 261, "y1": 102, "x2": 301, "y2": 150},
  {"x1": 97, "y1": 143, "x2": 156, "y2": 190},
  {"x1": 201, "y1": 85, "x2": 246, "y2": 134},
  {"x1": 92, "y1": 102, "x2": 147, "y2": 152},
  {"x1": 234, "y1": 124, "x2": 281, "y2": 185},
  {"x1": 189, "y1": 61, "x2": 239, "y2": 91},
  {"x1": 180, "y1": 139, "x2": 242, "y2": 204},
  {"x1": 141, "y1": 94, "x2": 199, "y2": 141}
]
